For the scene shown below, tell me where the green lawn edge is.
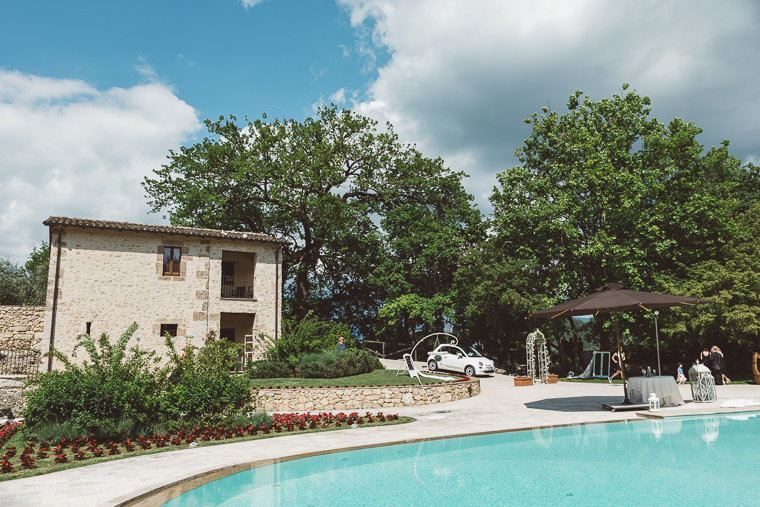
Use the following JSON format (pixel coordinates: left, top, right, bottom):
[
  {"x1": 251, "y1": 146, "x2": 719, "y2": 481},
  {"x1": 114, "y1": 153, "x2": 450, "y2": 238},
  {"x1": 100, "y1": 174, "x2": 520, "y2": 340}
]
[
  {"x1": 249, "y1": 368, "x2": 461, "y2": 388},
  {"x1": 0, "y1": 416, "x2": 415, "y2": 482}
]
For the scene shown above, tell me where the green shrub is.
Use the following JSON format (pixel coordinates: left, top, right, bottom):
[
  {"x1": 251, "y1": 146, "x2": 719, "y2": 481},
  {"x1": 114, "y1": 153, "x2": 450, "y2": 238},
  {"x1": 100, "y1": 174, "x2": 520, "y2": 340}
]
[
  {"x1": 247, "y1": 359, "x2": 293, "y2": 379},
  {"x1": 34, "y1": 421, "x2": 89, "y2": 442},
  {"x1": 22, "y1": 323, "x2": 166, "y2": 440},
  {"x1": 220, "y1": 411, "x2": 273, "y2": 430},
  {"x1": 23, "y1": 324, "x2": 258, "y2": 440},
  {"x1": 267, "y1": 313, "x2": 355, "y2": 366},
  {"x1": 297, "y1": 349, "x2": 383, "y2": 378},
  {"x1": 160, "y1": 331, "x2": 253, "y2": 420},
  {"x1": 248, "y1": 411, "x2": 273, "y2": 429}
]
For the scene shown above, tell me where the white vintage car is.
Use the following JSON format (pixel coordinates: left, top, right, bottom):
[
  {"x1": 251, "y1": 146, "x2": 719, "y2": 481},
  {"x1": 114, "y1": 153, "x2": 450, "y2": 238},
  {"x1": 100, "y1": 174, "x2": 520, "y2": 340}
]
[{"x1": 426, "y1": 344, "x2": 495, "y2": 377}]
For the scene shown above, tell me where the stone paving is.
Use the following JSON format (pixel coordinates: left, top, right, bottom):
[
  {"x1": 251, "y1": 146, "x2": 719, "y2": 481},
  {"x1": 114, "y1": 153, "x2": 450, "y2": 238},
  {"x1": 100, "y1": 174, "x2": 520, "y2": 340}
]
[{"x1": 1, "y1": 363, "x2": 758, "y2": 506}]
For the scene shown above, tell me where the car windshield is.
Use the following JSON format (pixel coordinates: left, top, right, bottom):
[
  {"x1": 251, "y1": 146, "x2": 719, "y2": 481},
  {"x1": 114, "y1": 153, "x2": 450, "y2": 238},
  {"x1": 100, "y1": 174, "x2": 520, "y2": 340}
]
[{"x1": 466, "y1": 347, "x2": 483, "y2": 357}]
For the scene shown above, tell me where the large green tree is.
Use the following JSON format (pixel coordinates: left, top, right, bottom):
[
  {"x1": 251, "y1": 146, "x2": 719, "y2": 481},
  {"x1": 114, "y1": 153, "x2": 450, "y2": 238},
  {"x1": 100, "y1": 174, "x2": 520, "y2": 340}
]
[
  {"x1": 490, "y1": 85, "x2": 740, "y2": 351},
  {"x1": 0, "y1": 259, "x2": 24, "y2": 305},
  {"x1": 0, "y1": 242, "x2": 49, "y2": 306},
  {"x1": 144, "y1": 105, "x2": 476, "y2": 323},
  {"x1": 659, "y1": 202, "x2": 760, "y2": 350},
  {"x1": 451, "y1": 243, "x2": 543, "y2": 355},
  {"x1": 371, "y1": 191, "x2": 483, "y2": 347}
]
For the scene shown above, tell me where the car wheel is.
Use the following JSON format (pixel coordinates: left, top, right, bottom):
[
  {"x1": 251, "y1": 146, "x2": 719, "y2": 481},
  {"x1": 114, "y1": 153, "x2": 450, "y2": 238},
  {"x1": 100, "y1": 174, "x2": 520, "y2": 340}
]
[
  {"x1": 465, "y1": 365, "x2": 476, "y2": 377},
  {"x1": 428, "y1": 359, "x2": 438, "y2": 371}
]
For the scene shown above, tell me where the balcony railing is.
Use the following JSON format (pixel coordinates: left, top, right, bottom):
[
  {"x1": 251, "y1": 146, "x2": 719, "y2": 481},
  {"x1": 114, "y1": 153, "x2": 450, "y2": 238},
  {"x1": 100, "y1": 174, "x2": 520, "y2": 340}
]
[
  {"x1": 0, "y1": 349, "x2": 41, "y2": 375},
  {"x1": 221, "y1": 275, "x2": 254, "y2": 299}
]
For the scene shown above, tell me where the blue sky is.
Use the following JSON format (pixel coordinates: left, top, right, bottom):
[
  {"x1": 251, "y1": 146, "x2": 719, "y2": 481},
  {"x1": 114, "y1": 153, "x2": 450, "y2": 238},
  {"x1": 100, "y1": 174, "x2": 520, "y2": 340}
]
[
  {"x1": 2, "y1": 0, "x2": 760, "y2": 262},
  {"x1": 1, "y1": 0, "x2": 382, "y2": 120}
]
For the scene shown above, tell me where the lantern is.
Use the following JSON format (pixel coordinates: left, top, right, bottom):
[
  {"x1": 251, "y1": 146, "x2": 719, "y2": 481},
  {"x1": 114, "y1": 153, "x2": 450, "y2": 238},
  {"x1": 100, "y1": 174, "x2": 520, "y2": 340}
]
[
  {"x1": 688, "y1": 363, "x2": 716, "y2": 402},
  {"x1": 648, "y1": 391, "x2": 660, "y2": 412}
]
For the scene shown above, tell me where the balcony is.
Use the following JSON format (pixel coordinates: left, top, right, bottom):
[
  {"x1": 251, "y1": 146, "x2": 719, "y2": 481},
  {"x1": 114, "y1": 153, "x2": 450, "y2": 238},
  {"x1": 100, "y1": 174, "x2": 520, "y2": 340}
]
[{"x1": 221, "y1": 275, "x2": 254, "y2": 299}]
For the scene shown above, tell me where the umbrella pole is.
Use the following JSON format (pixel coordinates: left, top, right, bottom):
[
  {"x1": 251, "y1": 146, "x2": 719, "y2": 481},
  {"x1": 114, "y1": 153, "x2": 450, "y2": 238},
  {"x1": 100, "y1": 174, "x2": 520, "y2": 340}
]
[{"x1": 615, "y1": 314, "x2": 631, "y2": 405}]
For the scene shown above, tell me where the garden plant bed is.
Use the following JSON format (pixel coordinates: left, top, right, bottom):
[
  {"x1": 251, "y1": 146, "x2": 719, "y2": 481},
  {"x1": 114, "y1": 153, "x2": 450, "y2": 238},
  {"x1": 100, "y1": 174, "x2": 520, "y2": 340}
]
[{"x1": 0, "y1": 412, "x2": 412, "y2": 482}]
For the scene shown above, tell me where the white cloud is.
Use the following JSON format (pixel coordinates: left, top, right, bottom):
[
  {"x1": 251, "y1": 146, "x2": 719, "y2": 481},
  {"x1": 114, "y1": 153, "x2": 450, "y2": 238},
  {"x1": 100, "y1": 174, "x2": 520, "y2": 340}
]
[
  {"x1": 309, "y1": 94, "x2": 325, "y2": 114},
  {"x1": 134, "y1": 57, "x2": 159, "y2": 83},
  {"x1": 310, "y1": 63, "x2": 330, "y2": 83},
  {"x1": 0, "y1": 70, "x2": 202, "y2": 261},
  {"x1": 337, "y1": 0, "x2": 760, "y2": 209},
  {"x1": 239, "y1": 0, "x2": 270, "y2": 8},
  {"x1": 329, "y1": 88, "x2": 347, "y2": 104}
]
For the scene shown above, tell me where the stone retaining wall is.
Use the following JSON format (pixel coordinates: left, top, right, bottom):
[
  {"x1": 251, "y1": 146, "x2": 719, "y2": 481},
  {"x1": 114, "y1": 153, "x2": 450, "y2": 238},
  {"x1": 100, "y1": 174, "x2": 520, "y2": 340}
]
[
  {"x1": 0, "y1": 306, "x2": 46, "y2": 350},
  {"x1": 256, "y1": 377, "x2": 480, "y2": 412},
  {"x1": 0, "y1": 378, "x2": 27, "y2": 417}
]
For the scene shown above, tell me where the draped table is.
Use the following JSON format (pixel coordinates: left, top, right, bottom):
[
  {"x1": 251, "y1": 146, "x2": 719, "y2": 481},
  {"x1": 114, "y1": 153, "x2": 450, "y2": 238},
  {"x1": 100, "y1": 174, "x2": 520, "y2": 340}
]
[{"x1": 627, "y1": 376, "x2": 684, "y2": 407}]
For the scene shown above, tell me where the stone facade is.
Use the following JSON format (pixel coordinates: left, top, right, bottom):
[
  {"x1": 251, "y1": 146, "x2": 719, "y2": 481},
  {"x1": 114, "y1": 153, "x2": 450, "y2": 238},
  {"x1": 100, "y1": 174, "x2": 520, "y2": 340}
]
[
  {"x1": 42, "y1": 217, "x2": 286, "y2": 369},
  {"x1": 0, "y1": 306, "x2": 45, "y2": 350},
  {"x1": 256, "y1": 377, "x2": 481, "y2": 411}
]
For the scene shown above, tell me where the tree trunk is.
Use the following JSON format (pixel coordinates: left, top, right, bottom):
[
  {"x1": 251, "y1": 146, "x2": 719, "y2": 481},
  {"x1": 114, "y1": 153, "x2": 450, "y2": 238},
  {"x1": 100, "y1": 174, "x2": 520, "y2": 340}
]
[
  {"x1": 568, "y1": 317, "x2": 581, "y2": 368},
  {"x1": 294, "y1": 267, "x2": 311, "y2": 319}
]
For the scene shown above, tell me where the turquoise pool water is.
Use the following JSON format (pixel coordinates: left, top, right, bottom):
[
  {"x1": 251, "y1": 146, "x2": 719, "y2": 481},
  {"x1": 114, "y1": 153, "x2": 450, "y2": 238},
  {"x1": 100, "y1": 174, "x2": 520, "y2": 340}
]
[{"x1": 163, "y1": 413, "x2": 760, "y2": 506}]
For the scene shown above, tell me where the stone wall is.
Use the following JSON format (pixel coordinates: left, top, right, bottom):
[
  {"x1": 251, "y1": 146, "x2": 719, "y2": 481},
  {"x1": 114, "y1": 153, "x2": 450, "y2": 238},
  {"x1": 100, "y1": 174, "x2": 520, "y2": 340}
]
[
  {"x1": 256, "y1": 377, "x2": 480, "y2": 411},
  {"x1": 0, "y1": 378, "x2": 26, "y2": 417},
  {"x1": 0, "y1": 306, "x2": 45, "y2": 350}
]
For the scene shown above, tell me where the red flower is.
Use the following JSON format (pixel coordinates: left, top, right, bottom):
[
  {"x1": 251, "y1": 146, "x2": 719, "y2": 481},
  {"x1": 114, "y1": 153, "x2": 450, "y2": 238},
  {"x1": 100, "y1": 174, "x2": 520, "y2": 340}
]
[{"x1": 1, "y1": 456, "x2": 14, "y2": 474}]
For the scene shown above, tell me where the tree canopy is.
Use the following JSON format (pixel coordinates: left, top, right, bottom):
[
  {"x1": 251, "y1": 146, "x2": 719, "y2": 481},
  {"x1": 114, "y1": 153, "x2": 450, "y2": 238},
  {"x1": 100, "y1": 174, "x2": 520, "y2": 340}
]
[
  {"x1": 140, "y1": 89, "x2": 760, "y2": 374},
  {"x1": 659, "y1": 201, "x2": 760, "y2": 348},
  {"x1": 486, "y1": 84, "x2": 744, "y2": 355},
  {"x1": 144, "y1": 105, "x2": 479, "y2": 336}
]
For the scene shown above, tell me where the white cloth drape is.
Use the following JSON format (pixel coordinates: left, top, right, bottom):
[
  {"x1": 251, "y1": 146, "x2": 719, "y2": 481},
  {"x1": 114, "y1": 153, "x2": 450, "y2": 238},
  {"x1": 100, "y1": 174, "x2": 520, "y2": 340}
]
[{"x1": 627, "y1": 376, "x2": 685, "y2": 407}]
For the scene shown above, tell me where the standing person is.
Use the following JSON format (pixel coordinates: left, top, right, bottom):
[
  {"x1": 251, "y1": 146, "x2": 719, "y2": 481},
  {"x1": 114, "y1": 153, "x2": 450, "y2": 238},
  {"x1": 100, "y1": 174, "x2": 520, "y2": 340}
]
[
  {"x1": 698, "y1": 347, "x2": 712, "y2": 369},
  {"x1": 609, "y1": 351, "x2": 625, "y2": 383},
  {"x1": 336, "y1": 336, "x2": 346, "y2": 351},
  {"x1": 710, "y1": 346, "x2": 725, "y2": 385},
  {"x1": 676, "y1": 363, "x2": 687, "y2": 386}
]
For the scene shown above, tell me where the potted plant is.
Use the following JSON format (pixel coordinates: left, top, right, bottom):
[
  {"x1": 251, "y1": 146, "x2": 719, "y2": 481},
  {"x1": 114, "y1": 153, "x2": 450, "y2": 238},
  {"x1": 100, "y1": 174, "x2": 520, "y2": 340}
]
[
  {"x1": 547, "y1": 374, "x2": 559, "y2": 384},
  {"x1": 514, "y1": 376, "x2": 533, "y2": 386}
]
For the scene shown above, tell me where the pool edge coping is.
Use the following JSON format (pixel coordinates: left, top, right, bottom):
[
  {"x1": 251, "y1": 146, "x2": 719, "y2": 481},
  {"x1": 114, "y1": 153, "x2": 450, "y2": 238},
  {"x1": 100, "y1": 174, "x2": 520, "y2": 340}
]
[{"x1": 111, "y1": 416, "x2": 637, "y2": 507}]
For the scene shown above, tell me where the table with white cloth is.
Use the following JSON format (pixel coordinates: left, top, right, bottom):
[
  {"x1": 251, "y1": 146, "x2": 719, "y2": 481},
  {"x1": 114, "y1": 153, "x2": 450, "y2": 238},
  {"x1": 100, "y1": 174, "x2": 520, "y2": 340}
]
[{"x1": 627, "y1": 376, "x2": 684, "y2": 407}]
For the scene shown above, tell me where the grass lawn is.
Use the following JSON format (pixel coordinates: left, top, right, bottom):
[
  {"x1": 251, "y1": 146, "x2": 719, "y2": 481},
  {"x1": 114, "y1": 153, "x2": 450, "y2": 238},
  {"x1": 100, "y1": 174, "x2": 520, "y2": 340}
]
[
  {"x1": 249, "y1": 368, "x2": 460, "y2": 388},
  {"x1": 0, "y1": 415, "x2": 414, "y2": 482}
]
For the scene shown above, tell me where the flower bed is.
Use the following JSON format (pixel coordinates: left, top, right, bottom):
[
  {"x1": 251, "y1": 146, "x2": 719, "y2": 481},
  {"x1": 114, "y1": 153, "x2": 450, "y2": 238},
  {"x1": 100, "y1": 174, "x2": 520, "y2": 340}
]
[
  {"x1": 0, "y1": 412, "x2": 401, "y2": 478},
  {"x1": 0, "y1": 422, "x2": 21, "y2": 448}
]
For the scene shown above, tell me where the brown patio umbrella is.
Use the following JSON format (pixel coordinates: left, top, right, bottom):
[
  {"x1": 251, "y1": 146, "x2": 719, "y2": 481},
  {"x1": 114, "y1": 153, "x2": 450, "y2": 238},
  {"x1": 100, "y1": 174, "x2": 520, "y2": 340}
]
[{"x1": 528, "y1": 283, "x2": 714, "y2": 404}]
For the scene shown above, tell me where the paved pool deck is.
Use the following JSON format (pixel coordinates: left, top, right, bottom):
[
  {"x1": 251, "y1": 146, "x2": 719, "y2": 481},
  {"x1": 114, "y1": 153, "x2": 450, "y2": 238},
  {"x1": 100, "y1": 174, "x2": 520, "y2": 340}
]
[{"x1": 2, "y1": 363, "x2": 758, "y2": 506}]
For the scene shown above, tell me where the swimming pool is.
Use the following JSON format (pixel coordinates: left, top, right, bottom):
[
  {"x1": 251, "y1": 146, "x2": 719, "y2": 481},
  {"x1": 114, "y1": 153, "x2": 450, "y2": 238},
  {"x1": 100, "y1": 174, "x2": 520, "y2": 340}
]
[{"x1": 162, "y1": 412, "x2": 759, "y2": 506}]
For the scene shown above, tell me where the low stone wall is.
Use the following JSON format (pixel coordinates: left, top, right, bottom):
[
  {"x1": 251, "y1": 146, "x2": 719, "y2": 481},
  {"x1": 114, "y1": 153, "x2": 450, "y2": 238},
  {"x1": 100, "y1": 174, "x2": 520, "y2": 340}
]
[
  {"x1": 0, "y1": 306, "x2": 46, "y2": 350},
  {"x1": 0, "y1": 378, "x2": 27, "y2": 417},
  {"x1": 257, "y1": 377, "x2": 480, "y2": 412}
]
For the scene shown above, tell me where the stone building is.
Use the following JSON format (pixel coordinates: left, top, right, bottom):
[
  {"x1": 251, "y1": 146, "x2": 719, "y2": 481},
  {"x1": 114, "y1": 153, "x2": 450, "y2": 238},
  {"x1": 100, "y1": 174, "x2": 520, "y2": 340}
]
[{"x1": 41, "y1": 217, "x2": 286, "y2": 370}]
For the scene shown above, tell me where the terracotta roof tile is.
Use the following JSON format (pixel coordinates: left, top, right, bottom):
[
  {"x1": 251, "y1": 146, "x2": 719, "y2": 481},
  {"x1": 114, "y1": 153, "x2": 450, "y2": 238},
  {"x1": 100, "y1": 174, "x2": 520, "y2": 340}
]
[{"x1": 43, "y1": 216, "x2": 288, "y2": 244}]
